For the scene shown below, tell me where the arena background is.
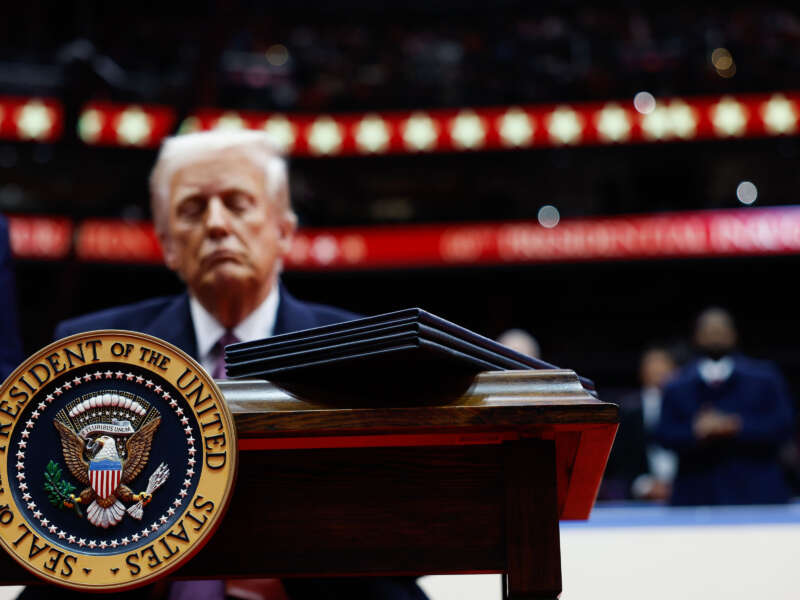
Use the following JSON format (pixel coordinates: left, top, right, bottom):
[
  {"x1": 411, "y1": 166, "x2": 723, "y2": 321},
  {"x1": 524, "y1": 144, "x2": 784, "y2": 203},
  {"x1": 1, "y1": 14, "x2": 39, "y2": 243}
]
[{"x1": 2, "y1": 3, "x2": 800, "y2": 597}]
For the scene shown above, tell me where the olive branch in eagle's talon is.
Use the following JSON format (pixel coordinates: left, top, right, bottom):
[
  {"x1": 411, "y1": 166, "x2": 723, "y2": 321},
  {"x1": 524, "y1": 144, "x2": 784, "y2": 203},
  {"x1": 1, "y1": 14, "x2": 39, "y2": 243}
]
[{"x1": 43, "y1": 460, "x2": 82, "y2": 517}]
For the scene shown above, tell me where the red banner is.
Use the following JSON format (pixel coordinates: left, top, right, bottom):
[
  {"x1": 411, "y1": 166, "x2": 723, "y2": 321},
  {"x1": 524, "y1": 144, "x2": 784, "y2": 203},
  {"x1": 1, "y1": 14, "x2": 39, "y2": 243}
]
[
  {"x1": 287, "y1": 207, "x2": 800, "y2": 269},
  {"x1": 8, "y1": 207, "x2": 800, "y2": 267},
  {"x1": 180, "y1": 92, "x2": 800, "y2": 155},
  {"x1": 6, "y1": 215, "x2": 72, "y2": 259},
  {"x1": 0, "y1": 96, "x2": 63, "y2": 142},
  {"x1": 3, "y1": 92, "x2": 799, "y2": 150},
  {"x1": 78, "y1": 102, "x2": 176, "y2": 148},
  {"x1": 74, "y1": 219, "x2": 164, "y2": 263}
]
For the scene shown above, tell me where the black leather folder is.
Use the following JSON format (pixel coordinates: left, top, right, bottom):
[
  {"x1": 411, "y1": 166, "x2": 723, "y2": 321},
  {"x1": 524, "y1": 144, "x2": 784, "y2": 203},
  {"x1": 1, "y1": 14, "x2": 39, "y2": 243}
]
[{"x1": 224, "y1": 308, "x2": 595, "y2": 394}]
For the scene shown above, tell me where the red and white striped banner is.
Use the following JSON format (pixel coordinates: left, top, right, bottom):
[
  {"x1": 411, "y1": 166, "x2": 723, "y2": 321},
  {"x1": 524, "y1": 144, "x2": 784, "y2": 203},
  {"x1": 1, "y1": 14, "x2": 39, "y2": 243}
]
[{"x1": 8, "y1": 206, "x2": 800, "y2": 267}]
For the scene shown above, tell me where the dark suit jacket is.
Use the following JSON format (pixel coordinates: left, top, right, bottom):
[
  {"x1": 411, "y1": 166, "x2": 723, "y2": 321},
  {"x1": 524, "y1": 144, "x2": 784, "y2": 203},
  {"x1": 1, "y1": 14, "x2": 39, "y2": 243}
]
[
  {"x1": 657, "y1": 355, "x2": 794, "y2": 506},
  {"x1": 0, "y1": 215, "x2": 24, "y2": 381},
  {"x1": 54, "y1": 285, "x2": 359, "y2": 353},
  {"x1": 33, "y1": 285, "x2": 428, "y2": 600}
]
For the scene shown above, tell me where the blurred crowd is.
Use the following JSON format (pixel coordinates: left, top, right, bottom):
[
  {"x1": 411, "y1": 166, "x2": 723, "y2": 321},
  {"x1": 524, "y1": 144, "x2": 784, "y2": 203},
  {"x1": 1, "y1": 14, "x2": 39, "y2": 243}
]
[
  {"x1": 4, "y1": 207, "x2": 800, "y2": 508},
  {"x1": 3, "y1": 2, "x2": 800, "y2": 511},
  {"x1": 601, "y1": 307, "x2": 798, "y2": 505},
  {"x1": 221, "y1": 7, "x2": 800, "y2": 112},
  {"x1": 2, "y1": 5, "x2": 800, "y2": 111}
]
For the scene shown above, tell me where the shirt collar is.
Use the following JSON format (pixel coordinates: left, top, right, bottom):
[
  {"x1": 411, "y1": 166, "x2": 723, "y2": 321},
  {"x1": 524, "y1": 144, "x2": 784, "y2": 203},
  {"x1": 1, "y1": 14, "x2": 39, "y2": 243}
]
[
  {"x1": 640, "y1": 386, "x2": 662, "y2": 430},
  {"x1": 698, "y1": 356, "x2": 734, "y2": 385},
  {"x1": 189, "y1": 285, "x2": 280, "y2": 362}
]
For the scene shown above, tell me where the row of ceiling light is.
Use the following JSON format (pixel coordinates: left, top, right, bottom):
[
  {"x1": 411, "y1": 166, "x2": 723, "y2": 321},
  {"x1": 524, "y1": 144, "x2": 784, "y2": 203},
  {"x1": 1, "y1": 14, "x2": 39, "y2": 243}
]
[{"x1": 0, "y1": 92, "x2": 797, "y2": 154}]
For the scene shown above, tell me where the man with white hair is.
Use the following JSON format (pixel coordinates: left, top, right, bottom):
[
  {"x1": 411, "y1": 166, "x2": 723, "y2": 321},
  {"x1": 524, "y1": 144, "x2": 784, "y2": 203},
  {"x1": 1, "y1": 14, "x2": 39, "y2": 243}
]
[
  {"x1": 56, "y1": 129, "x2": 358, "y2": 380},
  {"x1": 44, "y1": 130, "x2": 429, "y2": 600}
]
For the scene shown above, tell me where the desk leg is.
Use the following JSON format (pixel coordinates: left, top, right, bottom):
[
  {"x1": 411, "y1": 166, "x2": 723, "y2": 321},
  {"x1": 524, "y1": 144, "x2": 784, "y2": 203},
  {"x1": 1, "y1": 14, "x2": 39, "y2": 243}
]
[{"x1": 504, "y1": 439, "x2": 561, "y2": 600}]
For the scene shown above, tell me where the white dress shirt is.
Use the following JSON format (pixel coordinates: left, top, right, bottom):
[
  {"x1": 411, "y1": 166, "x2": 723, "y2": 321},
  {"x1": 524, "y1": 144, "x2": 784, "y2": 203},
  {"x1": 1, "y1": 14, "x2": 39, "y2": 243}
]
[
  {"x1": 698, "y1": 357, "x2": 734, "y2": 386},
  {"x1": 189, "y1": 286, "x2": 280, "y2": 375},
  {"x1": 641, "y1": 386, "x2": 678, "y2": 483},
  {"x1": 631, "y1": 386, "x2": 678, "y2": 498}
]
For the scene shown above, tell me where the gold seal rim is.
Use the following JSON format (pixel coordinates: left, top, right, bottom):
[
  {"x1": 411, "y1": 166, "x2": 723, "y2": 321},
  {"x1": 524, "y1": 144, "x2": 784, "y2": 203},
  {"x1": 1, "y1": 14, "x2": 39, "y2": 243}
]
[{"x1": 0, "y1": 329, "x2": 238, "y2": 591}]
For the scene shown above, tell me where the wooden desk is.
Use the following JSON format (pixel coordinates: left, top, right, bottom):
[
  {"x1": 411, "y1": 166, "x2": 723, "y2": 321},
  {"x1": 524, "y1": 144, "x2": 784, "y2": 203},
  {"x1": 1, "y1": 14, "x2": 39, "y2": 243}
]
[{"x1": 0, "y1": 369, "x2": 617, "y2": 599}]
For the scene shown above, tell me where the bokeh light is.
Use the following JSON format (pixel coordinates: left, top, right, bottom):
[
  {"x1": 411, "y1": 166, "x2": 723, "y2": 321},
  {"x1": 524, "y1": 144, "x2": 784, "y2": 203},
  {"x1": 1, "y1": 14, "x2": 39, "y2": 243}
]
[
  {"x1": 538, "y1": 205, "x2": 560, "y2": 228},
  {"x1": 711, "y1": 48, "x2": 733, "y2": 70},
  {"x1": 736, "y1": 181, "x2": 758, "y2": 205},
  {"x1": 633, "y1": 92, "x2": 656, "y2": 115},
  {"x1": 266, "y1": 44, "x2": 290, "y2": 66},
  {"x1": 712, "y1": 48, "x2": 736, "y2": 78}
]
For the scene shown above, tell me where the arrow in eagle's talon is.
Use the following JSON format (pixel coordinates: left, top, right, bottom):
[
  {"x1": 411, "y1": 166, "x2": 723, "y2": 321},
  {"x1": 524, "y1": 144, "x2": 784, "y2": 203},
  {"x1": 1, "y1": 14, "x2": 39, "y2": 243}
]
[{"x1": 127, "y1": 463, "x2": 169, "y2": 519}]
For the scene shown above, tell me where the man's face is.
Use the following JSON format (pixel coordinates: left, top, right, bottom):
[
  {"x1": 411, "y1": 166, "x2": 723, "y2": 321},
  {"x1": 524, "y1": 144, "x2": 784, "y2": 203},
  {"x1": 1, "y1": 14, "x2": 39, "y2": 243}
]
[
  {"x1": 161, "y1": 150, "x2": 295, "y2": 304},
  {"x1": 640, "y1": 349, "x2": 676, "y2": 389},
  {"x1": 694, "y1": 312, "x2": 737, "y2": 359}
]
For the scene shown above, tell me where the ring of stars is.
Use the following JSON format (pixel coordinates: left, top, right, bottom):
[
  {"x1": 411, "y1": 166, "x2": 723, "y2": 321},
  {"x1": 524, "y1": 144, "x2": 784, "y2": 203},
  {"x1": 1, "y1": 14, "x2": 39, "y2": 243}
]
[{"x1": 16, "y1": 368, "x2": 198, "y2": 550}]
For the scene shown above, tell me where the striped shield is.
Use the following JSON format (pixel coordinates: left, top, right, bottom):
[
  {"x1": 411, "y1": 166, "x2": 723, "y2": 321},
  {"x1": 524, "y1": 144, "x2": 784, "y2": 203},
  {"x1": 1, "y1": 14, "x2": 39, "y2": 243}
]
[{"x1": 89, "y1": 458, "x2": 122, "y2": 499}]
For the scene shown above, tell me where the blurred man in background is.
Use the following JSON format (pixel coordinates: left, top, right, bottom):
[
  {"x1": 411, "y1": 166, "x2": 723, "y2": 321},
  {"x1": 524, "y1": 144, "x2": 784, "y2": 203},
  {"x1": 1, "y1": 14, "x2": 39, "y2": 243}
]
[
  {"x1": 34, "y1": 130, "x2": 428, "y2": 600},
  {"x1": 0, "y1": 215, "x2": 24, "y2": 382},
  {"x1": 657, "y1": 307, "x2": 794, "y2": 505},
  {"x1": 603, "y1": 346, "x2": 679, "y2": 501}
]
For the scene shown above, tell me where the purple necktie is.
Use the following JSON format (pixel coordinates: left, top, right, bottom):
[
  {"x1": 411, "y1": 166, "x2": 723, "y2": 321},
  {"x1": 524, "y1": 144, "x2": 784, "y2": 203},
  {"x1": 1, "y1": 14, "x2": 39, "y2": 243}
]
[
  {"x1": 211, "y1": 331, "x2": 238, "y2": 380},
  {"x1": 168, "y1": 335, "x2": 237, "y2": 599},
  {"x1": 175, "y1": 334, "x2": 288, "y2": 600}
]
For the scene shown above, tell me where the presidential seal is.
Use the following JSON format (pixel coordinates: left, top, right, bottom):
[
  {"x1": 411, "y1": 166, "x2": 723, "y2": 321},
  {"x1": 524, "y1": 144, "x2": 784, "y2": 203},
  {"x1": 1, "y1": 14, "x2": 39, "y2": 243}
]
[{"x1": 0, "y1": 330, "x2": 237, "y2": 591}]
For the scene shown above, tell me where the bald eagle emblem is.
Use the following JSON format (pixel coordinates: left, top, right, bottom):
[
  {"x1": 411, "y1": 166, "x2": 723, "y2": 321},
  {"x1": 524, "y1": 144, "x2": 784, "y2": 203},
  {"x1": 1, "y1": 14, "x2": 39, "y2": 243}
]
[{"x1": 52, "y1": 391, "x2": 169, "y2": 528}]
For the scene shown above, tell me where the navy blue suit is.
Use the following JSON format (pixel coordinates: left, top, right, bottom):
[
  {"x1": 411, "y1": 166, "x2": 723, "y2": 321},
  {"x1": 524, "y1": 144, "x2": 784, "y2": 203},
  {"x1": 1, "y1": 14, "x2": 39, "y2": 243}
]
[
  {"x1": 54, "y1": 286, "x2": 359, "y2": 354},
  {"x1": 50, "y1": 285, "x2": 428, "y2": 600},
  {"x1": 657, "y1": 356, "x2": 794, "y2": 506},
  {"x1": 1, "y1": 215, "x2": 24, "y2": 381}
]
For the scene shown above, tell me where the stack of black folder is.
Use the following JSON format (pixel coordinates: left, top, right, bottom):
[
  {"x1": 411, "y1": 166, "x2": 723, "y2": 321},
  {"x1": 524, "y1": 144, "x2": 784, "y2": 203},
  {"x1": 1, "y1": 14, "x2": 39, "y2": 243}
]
[{"x1": 225, "y1": 308, "x2": 595, "y2": 394}]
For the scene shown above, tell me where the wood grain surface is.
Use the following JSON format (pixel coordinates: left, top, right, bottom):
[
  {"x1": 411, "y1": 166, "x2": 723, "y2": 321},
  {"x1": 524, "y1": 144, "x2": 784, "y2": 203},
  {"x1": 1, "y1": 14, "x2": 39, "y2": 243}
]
[{"x1": 0, "y1": 369, "x2": 618, "y2": 592}]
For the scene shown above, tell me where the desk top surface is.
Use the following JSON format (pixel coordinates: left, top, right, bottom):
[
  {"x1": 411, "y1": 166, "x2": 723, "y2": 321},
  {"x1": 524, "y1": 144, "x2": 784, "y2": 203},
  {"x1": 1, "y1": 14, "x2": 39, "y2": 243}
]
[{"x1": 223, "y1": 369, "x2": 618, "y2": 520}]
